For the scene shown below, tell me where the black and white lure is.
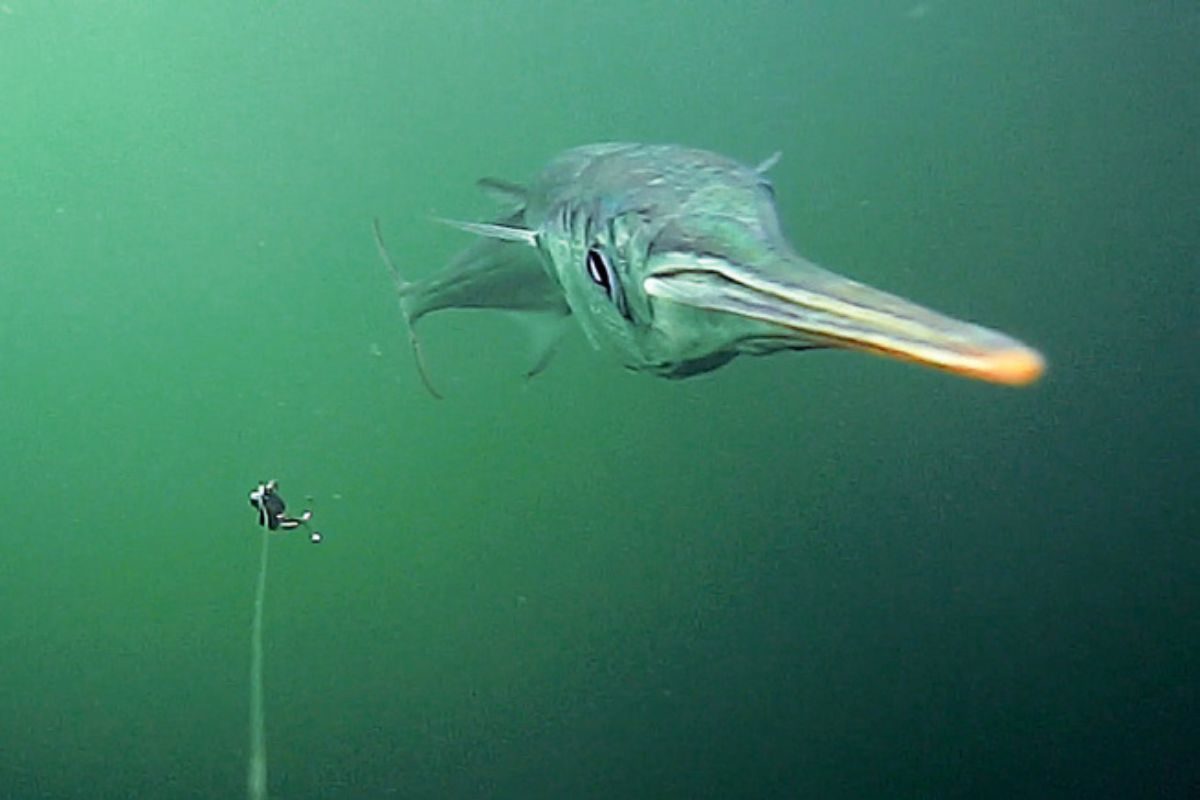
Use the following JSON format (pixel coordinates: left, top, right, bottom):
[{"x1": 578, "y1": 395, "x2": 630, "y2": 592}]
[{"x1": 248, "y1": 479, "x2": 322, "y2": 544}]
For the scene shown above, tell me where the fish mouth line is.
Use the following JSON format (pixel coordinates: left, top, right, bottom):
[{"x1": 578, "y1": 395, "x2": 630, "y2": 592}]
[{"x1": 643, "y1": 262, "x2": 1045, "y2": 386}]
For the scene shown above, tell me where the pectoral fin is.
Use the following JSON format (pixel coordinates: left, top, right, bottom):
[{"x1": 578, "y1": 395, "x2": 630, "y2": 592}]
[
  {"x1": 373, "y1": 219, "x2": 443, "y2": 398},
  {"x1": 374, "y1": 213, "x2": 571, "y2": 397},
  {"x1": 504, "y1": 310, "x2": 574, "y2": 380}
]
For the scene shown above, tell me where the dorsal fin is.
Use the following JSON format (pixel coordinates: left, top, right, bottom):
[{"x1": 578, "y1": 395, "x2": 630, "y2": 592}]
[
  {"x1": 477, "y1": 177, "x2": 529, "y2": 205},
  {"x1": 435, "y1": 218, "x2": 538, "y2": 247},
  {"x1": 755, "y1": 151, "x2": 782, "y2": 174}
]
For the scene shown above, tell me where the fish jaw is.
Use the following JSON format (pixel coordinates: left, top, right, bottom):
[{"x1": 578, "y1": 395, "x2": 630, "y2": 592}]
[{"x1": 642, "y1": 251, "x2": 1045, "y2": 386}]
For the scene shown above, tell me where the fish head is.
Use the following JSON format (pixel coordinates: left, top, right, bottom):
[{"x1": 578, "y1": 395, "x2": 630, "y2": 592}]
[{"x1": 536, "y1": 146, "x2": 1044, "y2": 385}]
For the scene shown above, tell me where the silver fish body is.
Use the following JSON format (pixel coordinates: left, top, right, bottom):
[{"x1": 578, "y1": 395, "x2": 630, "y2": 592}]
[{"x1": 376, "y1": 143, "x2": 1044, "y2": 394}]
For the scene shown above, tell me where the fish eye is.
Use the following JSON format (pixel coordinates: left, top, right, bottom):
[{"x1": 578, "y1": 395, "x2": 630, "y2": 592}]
[
  {"x1": 585, "y1": 247, "x2": 613, "y2": 297},
  {"x1": 584, "y1": 245, "x2": 631, "y2": 319}
]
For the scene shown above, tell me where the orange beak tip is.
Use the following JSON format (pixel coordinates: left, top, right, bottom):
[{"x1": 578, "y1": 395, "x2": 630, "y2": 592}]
[{"x1": 980, "y1": 347, "x2": 1046, "y2": 386}]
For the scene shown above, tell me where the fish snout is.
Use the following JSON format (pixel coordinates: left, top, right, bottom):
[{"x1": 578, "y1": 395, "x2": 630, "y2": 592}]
[{"x1": 642, "y1": 252, "x2": 1045, "y2": 386}]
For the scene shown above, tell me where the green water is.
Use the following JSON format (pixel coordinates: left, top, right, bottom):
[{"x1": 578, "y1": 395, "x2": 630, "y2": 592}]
[{"x1": 2, "y1": 2, "x2": 1197, "y2": 798}]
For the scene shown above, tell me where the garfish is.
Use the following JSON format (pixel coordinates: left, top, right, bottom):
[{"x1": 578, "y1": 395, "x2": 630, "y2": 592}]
[{"x1": 374, "y1": 143, "x2": 1044, "y2": 397}]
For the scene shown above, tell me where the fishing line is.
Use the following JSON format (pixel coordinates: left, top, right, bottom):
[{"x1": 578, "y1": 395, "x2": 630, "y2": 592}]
[{"x1": 247, "y1": 524, "x2": 269, "y2": 800}]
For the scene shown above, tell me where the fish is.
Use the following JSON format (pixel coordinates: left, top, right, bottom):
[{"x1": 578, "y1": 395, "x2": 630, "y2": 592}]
[{"x1": 374, "y1": 143, "x2": 1044, "y2": 397}]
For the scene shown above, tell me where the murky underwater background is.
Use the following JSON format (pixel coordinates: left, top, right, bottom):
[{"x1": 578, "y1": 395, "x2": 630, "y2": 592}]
[{"x1": 1, "y1": 2, "x2": 1197, "y2": 798}]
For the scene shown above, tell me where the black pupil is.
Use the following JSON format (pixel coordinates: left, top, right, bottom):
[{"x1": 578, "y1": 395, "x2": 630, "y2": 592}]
[{"x1": 586, "y1": 248, "x2": 612, "y2": 295}]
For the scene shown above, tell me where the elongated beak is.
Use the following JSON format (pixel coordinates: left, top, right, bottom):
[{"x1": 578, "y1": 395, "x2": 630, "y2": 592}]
[{"x1": 643, "y1": 254, "x2": 1045, "y2": 386}]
